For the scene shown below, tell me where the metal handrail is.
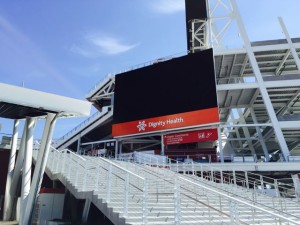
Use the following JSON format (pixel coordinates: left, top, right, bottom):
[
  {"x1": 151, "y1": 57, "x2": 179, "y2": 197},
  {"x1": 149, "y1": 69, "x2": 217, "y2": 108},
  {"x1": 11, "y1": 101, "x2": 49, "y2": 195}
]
[
  {"x1": 179, "y1": 176, "x2": 300, "y2": 225},
  {"x1": 95, "y1": 156, "x2": 145, "y2": 181},
  {"x1": 133, "y1": 153, "x2": 300, "y2": 214},
  {"x1": 121, "y1": 156, "x2": 300, "y2": 224},
  {"x1": 54, "y1": 107, "x2": 110, "y2": 146},
  {"x1": 39, "y1": 148, "x2": 300, "y2": 224}
]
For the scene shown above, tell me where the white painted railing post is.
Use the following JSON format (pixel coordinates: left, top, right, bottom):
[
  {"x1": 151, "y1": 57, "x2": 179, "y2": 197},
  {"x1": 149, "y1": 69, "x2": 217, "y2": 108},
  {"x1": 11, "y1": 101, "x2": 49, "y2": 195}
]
[
  {"x1": 62, "y1": 150, "x2": 67, "y2": 173},
  {"x1": 192, "y1": 161, "x2": 195, "y2": 175},
  {"x1": 245, "y1": 171, "x2": 249, "y2": 190},
  {"x1": 55, "y1": 151, "x2": 59, "y2": 173},
  {"x1": 50, "y1": 150, "x2": 55, "y2": 170},
  {"x1": 260, "y1": 175, "x2": 264, "y2": 190},
  {"x1": 233, "y1": 169, "x2": 237, "y2": 186},
  {"x1": 174, "y1": 179, "x2": 181, "y2": 225},
  {"x1": 229, "y1": 200, "x2": 239, "y2": 225},
  {"x1": 274, "y1": 179, "x2": 280, "y2": 197},
  {"x1": 106, "y1": 164, "x2": 112, "y2": 202},
  {"x1": 220, "y1": 168, "x2": 224, "y2": 185},
  {"x1": 95, "y1": 163, "x2": 101, "y2": 190},
  {"x1": 67, "y1": 153, "x2": 72, "y2": 178},
  {"x1": 142, "y1": 178, "x2": 148, "y2": 225},
  {"x1": 123, "y1": 172, "x2": 130, "y2": 217},
  {"x1": 74, "y1": 162, "x2": 79, "y2": 187},
  {"x1": 83, "y1": 162, "x2": 88, "y2": 191}
]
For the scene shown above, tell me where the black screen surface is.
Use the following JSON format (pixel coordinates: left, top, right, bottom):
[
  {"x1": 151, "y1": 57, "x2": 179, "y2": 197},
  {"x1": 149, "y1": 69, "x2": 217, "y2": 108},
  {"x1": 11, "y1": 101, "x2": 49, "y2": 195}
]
[{"x1": 113, "y1": 48, "x2": 217, "y2": 124}]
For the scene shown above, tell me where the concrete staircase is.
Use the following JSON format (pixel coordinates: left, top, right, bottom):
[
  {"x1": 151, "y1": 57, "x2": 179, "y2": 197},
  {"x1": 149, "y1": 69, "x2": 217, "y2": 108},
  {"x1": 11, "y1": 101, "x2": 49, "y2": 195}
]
[{"x1": 32, "y1": 149, "x2": 300, "y2": 225}]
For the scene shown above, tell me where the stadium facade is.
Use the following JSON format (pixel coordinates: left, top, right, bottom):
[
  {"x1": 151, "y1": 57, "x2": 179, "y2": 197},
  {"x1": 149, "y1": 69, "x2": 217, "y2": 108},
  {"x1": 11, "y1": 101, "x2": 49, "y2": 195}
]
[{"x1": 1, "y1": 0, "x2": 300, "y2": 224}]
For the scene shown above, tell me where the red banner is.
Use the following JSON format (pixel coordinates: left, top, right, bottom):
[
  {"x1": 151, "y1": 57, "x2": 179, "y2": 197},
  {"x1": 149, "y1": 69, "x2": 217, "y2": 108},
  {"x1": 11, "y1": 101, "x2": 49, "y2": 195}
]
[
  {"x1": 163, "y1": 128, "x2": 218, "y2": 145},
  {"x1": 112, "y1": 107, "x2": 219, "y2": 137}
]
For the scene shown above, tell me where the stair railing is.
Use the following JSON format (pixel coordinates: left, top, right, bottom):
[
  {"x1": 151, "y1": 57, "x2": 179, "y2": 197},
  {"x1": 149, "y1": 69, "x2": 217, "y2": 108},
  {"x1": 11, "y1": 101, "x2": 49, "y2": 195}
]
[
  {"x1": 120, "y1": 157, "x2": 300, "y2": 224},
  {"x1": 130, "y1": 154, "x2": 300, "y2": 219},
  {"x1": 82, "y1": 156, "x2": 148, "y2": 220}
]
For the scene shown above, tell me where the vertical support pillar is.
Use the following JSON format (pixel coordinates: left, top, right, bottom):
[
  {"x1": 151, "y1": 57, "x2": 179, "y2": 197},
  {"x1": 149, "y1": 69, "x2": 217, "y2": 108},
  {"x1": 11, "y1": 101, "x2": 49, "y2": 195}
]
[
  {"x1": 120, "y1": 141, "x2": 123, "y2": 154},
  {"x1": 230, "y1": 111, "x2": 243, "y2": 149},
  {"x1": 5, "y1": 121, "x2": 27, "y2": 221},
  {"x1": 237, "y1": 109, "x2": 256, "y2": 155},
  {"x1": 20, "y1": 117, "x2": 35, "y2": 223},
  {"x1": 161, "y1": 133, "x2": 165, "y2": 156},
  {"x1": 76, "y1": 133, "x2": 81, "y2": 154},
  {"x1": 115, "y1": 140, "x2": 119, "y2": 158},
  {"x1": 218, "y1": 126, "x2": 224, "y2": 163},
  {"x1": 22, "y1": 113, "x2": 57, "y2": 225},
  {"x1": 230, "y1": 0, "x2": 290, "y2": 161},
  {"x1": 250, "y1": 108, "x2": 270, "y2": 161},
  {"x1": 3, "y1": 119, "x2": 19, "y2": 221},
  {"x1": 81, "y1": 199, "x2": 91, "y2": 224}
]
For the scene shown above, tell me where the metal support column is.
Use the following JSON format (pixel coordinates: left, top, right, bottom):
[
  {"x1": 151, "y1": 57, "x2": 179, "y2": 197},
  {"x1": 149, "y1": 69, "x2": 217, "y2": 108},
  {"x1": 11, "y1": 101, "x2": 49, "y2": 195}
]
[
  {"x1": 115, "y1": 140, "x2": 119, "y2": 158},
  {"x1": 119, "y1": 141, "x2": 122, "y2": 154},
  {"x1": 20, "y1": 117, "x2": 36, "y2": 223},
  {"x1": 22, "y1": 113, "x2": 58, "y2": 225},
  {"x1": 218, "y1": 126, "x2": 224, "y2": 163},
  {"x1": 250, "y1": 108, "x2": 270, "y2": 161},
  {"x1": 3, "y1": 119, "x2": 19, "y2": 221},
  {"x1": 76, "y1": 133, "x2": 81, "y2": 154},
  {"x1": 161, "y1": 133, "x2": 165, "y2": 155},
  {"x1": 230, "y1": 0, "x2": 290, "y2": 161},
  {"x1": 5, "y1": 121, "x2": 27, "y2": 221},
  {"x1": 82, "y1": 199, "x2": 91, "y2": 224},
  {"x1": 237, "y1": 109, "x2": 256, "y2": 155},
  {"x1": 230, "y1": 111, "x2": 243, "y2": 149}
]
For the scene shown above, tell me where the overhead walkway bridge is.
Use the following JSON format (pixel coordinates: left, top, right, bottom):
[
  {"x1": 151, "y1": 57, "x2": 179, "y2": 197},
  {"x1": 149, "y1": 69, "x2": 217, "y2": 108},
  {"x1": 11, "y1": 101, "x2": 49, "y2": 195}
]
[{"x1": 32, "y1": 145, "x2": 300, "y2": 225}]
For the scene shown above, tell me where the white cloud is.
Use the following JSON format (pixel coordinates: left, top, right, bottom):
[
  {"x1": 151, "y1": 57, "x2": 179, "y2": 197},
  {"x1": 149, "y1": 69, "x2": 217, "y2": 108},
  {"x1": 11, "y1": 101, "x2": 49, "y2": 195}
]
[
  {"x1": 150, "y1": 0, "x2": 184, "y2": 14},
  {"x1": 71, "y1": 34, "x2": 139, "y2": 57}
]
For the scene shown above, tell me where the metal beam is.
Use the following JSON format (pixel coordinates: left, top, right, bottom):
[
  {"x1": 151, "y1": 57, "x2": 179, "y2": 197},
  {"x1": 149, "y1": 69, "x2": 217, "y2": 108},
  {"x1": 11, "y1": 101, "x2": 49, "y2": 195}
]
[
  {"x1": 279, "y1": 121, "x2": 300, "y2": 129},
  {"x1": 214, "y1": 42, "x2": 300, "y2": 56},
  {"x1": 3, "y1": 119, "x2": 19, "y2": 221},
  {"x1": 250, "y1": 108, "x2": 270, "y2": 161},
  {"x1": 22, "y1": 113, "x2": 58, "y2": 225},
  {"x1": 5, "y1": 122, "x2": 27, "y2": 221},
  {"x1": 275, "y1": 50, "x2": 291, "y2": 75},
  {"x1": 20, "y1": 117, "x2": 36, "y2": 224},
  {"x1": 237, "y1": 109, "x2": 256, "y2": 155},
  {"x1": 278, "y1": 17, "x2": 300, "y2": 72},
  {"x1": 217, "y1": 79, "x2": 300, "y2": 91},
  {"x1": 231, "y1": 0, "x2": 290, "y2": 160}
]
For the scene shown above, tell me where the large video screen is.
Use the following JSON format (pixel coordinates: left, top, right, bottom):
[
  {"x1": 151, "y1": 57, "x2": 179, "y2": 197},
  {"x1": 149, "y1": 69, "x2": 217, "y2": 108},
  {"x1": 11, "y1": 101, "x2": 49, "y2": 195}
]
[{"x1": 112, "y1": 48, "x2": 219, "y2": 137}]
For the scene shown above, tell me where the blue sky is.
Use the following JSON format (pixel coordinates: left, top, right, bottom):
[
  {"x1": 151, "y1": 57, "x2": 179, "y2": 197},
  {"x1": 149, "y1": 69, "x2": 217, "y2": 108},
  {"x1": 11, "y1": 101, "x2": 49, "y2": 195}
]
[{"x1": 0, "y1": 0, "x2": 300, "y2": 139}]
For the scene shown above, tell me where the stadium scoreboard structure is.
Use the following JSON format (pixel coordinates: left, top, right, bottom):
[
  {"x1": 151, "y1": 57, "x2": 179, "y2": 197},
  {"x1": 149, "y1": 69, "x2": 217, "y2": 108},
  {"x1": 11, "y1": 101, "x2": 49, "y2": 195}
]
[{"x1": 112, "y1": 48, "x2": 219, "y2": 137}]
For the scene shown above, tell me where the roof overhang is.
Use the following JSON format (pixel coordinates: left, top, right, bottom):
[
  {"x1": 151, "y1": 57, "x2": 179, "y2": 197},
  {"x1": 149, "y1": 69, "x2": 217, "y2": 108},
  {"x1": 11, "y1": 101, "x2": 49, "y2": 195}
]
[{"x1": 0, "y1": 83, "x2": 91, "y2": 119}]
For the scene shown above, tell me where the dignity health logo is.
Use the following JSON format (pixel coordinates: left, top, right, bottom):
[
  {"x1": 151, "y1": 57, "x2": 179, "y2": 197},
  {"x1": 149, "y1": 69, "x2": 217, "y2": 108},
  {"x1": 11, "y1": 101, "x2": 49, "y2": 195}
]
[
  {"x1": 136, "y1": 117, "x2": 184, "y2": 132},
  {"x1": 137, "y1": 121, "x2": 147, "y2": 131}
]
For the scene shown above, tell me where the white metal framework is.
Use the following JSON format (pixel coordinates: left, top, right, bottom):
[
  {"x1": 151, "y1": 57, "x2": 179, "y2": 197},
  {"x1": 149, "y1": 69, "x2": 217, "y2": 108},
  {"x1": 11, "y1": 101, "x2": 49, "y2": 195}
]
[{"x1": 208, "y1": 0, "x2": 300, "y2": 161}]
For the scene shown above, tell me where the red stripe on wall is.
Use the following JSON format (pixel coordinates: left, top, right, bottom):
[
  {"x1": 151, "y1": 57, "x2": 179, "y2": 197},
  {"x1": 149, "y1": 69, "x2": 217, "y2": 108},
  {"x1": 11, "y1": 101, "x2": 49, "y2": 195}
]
[{"x1": 112, "y1": 107, "x2": 219, "y2": 137}]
